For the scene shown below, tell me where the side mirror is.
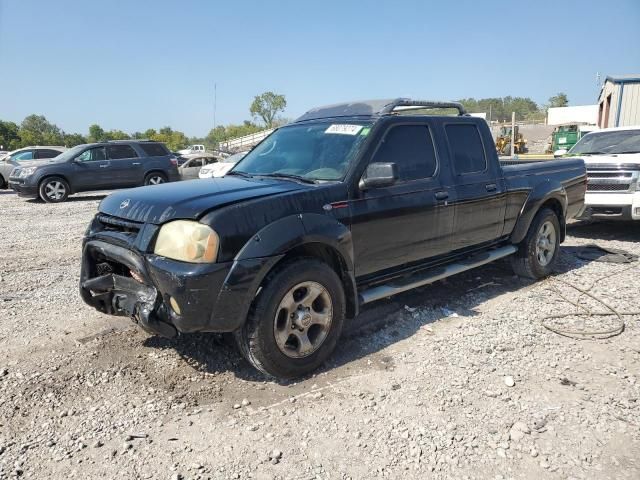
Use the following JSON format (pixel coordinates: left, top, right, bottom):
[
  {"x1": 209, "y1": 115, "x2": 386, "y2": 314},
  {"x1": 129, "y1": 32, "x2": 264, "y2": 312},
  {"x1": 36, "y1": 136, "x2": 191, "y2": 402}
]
[
  {"x1": 554, "y1": 149, "x2": 568, "y2": 157},
  {"x1": 359, "y1": 162, "x2": 398, "y2": 190}
]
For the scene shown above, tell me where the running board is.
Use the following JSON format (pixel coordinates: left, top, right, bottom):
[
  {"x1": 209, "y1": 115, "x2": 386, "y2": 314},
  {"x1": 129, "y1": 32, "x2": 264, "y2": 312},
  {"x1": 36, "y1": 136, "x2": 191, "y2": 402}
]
[{"x1": 359, "y1": 245, "x2": 517, "y2": 305}]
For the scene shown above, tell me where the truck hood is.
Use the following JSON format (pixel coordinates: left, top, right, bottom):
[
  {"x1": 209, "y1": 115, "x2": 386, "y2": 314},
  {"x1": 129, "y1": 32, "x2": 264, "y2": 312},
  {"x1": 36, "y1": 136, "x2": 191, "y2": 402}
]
[
  {"x1": 581, "y1": 153, "x2": 640, "y2": 166},
  {"x1": 99, "y1": 177, "x2": 308, "y2": 224}
]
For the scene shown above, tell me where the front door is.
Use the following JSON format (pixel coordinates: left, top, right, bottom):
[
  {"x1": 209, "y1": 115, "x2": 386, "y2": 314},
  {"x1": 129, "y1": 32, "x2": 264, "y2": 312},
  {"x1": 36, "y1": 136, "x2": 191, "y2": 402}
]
[
  {"x1": 72, "y1": 146, "x2": 111, "y2": 190},
  {"x1": 350, "y1": 122, "x2": 456, "y2": 278},
  {"x1": 444, "y1": 122, "x2": 507, "y2": 251}
]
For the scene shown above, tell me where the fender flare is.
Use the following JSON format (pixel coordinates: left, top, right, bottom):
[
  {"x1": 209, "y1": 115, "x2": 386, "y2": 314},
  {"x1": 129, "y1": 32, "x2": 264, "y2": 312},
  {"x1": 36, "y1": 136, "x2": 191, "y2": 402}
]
[
  {"x1": 510, "y1": 179, "x2": 567, "y2": 245},
  {"x1": 234, "y1": 213, "x2": 354, "y2": 271},
  {"x1": 217, "y1": 214, "x2": 357, "y2": 330}
]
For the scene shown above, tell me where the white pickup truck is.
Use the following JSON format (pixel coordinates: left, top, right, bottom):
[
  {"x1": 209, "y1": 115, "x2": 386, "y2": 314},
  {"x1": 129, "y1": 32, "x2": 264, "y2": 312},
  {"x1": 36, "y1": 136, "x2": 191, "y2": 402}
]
[
  {"x1": 177, "y1": 144, "x2": 206, "y2": 155},
  {"x1": 567, "y1": 127, "x2": 640, "y2": 221}
]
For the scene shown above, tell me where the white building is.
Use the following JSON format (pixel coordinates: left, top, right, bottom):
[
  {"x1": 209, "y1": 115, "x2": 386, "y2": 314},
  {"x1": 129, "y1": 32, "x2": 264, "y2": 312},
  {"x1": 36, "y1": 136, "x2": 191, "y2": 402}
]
[
  {"x1": 547, "y1": 105, "x2": 598, "y2": 126},
  {"x1": 597, "y1": 74, "x2": 640, "y2": 128}
]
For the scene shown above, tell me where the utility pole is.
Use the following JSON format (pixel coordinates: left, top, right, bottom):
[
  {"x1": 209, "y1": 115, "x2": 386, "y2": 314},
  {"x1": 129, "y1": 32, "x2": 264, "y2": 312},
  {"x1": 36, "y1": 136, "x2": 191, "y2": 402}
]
[
  {"x1": 213, "y1": 83, "x2": 217, "y2": 131},
  {"x1": 510, "y1": 111, "x2": 516, "y2": 158}
]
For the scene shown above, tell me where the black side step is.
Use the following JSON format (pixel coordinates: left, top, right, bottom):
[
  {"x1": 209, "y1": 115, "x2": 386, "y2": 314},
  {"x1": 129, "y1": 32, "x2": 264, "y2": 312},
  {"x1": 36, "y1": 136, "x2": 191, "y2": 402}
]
[{"x1": 359, "y1": 245, "x2": 517, "y2": 305}]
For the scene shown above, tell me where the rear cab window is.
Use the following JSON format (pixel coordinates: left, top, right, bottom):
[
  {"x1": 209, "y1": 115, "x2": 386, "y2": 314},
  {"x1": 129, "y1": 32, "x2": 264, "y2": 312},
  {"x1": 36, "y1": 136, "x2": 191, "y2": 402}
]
[
  {"x1": 372, "y1": 124, "x2": 438, "y2": 181},
  {"x1": 139, "y1": 143, "x2": 170, "y2": 157},
  {"x1": 445, "y1": 124, "x2": 487, "y2": 174}
]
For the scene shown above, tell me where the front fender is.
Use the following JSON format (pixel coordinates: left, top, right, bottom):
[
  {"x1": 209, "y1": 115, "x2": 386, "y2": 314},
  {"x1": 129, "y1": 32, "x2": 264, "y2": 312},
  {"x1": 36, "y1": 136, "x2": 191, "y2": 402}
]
[
  {"x1": 510, "y1": 179, "x2": 567, "y2": 244},
  {"x1": 214, "y1": 214, "x2": 355, "y2": 331}
]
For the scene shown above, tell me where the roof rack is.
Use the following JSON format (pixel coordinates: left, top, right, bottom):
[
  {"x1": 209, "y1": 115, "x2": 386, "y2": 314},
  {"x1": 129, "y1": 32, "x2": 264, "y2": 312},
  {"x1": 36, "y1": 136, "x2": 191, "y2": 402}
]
[
  {"x1": 294, "y1": 98, "x2": 467, "y2": 123},
  {"x1": 381, "y1": 99, "x2": 467, "y2": 116}
]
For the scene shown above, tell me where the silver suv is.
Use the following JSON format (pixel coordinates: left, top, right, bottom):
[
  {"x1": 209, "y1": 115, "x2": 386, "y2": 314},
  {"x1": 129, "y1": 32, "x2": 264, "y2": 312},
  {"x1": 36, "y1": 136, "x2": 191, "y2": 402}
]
[{"x1": 0, "y1": 146, "x2": 67, "y2": 189}]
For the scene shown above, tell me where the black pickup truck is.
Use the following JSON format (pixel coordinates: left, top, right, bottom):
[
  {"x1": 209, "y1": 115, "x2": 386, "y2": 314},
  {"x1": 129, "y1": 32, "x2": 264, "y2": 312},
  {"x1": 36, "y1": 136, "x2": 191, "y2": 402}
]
[{"x1": 80, "y1": 99, "x2": 586, "y2": 379}]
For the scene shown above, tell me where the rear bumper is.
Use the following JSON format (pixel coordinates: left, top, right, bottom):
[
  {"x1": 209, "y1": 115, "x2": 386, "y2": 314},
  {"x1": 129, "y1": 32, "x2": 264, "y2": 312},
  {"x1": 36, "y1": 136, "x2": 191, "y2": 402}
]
[
  {"x1": 8, "y1": 180, "x2": 38, "y2": 198},
  {"x1": 80, "y1": 239, "x2": 281, "y2": 336},
  {"x1": 581, "y1": 192, "x2": 640, "y2": 220}
]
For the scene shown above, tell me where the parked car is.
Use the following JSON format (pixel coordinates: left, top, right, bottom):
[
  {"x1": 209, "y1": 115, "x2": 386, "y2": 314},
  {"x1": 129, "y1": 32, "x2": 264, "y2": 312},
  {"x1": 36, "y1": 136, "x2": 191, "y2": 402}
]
[
  {"x1": 177, "y1": 144, "x2": 206, "y2": 155},
  {"x1": 178, "y1": 154, "x2": 219, "y2": 180},
  {"x1": 79, "y1": 98, "x2": 586, "y2": 379},
  {"x1": 9, "y1": 140, "x2": 179, "y2": 202},
  {"x1": 198, "y1": 151, "x2": 248, "y2": 179},
  {"x1": 0, "y1": 146, "x2": 67, "y2": 189},
  {"x1": 566, "y1": 126, "x2": 640, "y2": 221}
]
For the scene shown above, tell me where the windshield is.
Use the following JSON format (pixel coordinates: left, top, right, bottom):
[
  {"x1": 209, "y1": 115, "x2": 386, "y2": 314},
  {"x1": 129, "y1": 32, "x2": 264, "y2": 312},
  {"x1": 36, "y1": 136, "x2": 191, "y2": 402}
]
[
  {"x1": 232, "y1": 122, "x2": 372, "y2": 181},
  {"x1": 49, "y1": 145, "x2": 86, "y2": 163},
  {"x1": 569, "y1": 129, "x2": 640, "y2": 155},
  {"x1": 222, "y1": 152, "x2": 247, "y2": 163}
]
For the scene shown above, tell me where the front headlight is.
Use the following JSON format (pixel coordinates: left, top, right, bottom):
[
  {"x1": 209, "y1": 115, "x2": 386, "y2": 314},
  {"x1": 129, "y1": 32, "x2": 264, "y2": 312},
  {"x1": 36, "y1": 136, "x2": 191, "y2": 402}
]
[
  {"x1": 154, "y1": 220, "x2": 219, "y2": 263},
  {"x1": 18, "y1": 167, "x2": 38, "y2": 178}
]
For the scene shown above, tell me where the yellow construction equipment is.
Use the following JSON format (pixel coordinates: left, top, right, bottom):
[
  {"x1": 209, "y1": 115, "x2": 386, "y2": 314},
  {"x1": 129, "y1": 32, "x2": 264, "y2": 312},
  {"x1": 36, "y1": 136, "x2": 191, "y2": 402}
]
[{"x1": 495, "y1": 125, "x2": 528, "y2": 155}]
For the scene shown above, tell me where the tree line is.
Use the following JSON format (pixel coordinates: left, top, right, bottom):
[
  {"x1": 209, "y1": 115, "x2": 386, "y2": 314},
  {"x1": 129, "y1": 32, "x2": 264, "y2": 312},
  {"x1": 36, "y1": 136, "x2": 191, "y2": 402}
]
[
  {"x1": 1, "y1": 91, "x2": 566, "y2": 151},
  {"x1": 0, "y1": 91, "x2": 288, "y2": 152}
]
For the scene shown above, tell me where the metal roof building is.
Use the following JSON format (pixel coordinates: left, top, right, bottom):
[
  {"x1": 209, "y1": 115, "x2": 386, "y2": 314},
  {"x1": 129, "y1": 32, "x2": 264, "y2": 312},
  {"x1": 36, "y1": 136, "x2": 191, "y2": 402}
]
[{"x1": 597, "y1": 74, "x2": 640, "y2": 128}]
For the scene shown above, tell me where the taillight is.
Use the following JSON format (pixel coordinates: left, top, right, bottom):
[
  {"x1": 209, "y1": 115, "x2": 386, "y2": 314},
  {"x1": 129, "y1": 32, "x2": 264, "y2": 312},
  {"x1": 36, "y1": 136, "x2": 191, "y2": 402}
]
[{"x1": 170, "y1": 156, "x2": 178, "y2": 166}]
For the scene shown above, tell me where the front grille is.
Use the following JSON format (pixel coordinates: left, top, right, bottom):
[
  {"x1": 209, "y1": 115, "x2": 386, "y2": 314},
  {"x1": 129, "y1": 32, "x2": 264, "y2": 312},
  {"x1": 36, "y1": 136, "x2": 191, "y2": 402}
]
[
  {"x1": 586, "y1": 183, "x2": 630, "y2": 192},
  {"x1": 587, "y1": 171, "x2": 633, "y2": 178},
  {"x1": 96, "y1": 213, "x2": 143, "y2": 233}
]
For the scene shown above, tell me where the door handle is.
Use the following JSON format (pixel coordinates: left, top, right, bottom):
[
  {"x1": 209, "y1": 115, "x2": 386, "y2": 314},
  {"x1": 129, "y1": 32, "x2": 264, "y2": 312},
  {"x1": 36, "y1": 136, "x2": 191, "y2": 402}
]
[
  {"x1": 434, "y1": 191, "x2": 449, "y2": 200},
  {"x1": 485, "y1": 183, "x2": 497, "y2": 192},
  {"x1": 99, "y1": 164, "x2": 109, "y2": 168},
  {"x1": 132, "y1": 162, "x2": 141, "y2": 166}
]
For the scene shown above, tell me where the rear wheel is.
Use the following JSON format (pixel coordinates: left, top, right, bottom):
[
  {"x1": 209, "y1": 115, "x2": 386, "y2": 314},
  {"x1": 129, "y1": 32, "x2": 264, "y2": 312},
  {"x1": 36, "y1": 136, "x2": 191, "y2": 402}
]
[
  {"x1": 0, "y1": 175, "x2": 6, "y2": 189},
  {"x1": 235, "y1": 258, "x2": 346, "y2": 379},
  {"x1": 39, "y1": 177, "x2": 70, "y2": 203},
  {"x1": 511, "y1": 208, "x2": 560, "y2": 279},
  {"x1": 144, "y1": 172, "x2": 167, "y2": 186}
]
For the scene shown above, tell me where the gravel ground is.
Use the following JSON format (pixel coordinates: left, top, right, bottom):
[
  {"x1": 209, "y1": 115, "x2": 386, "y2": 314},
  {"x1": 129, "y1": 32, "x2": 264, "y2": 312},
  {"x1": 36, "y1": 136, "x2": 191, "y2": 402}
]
[{"x1": 1, "y1": 189, "x2": 639, "y2": 480}]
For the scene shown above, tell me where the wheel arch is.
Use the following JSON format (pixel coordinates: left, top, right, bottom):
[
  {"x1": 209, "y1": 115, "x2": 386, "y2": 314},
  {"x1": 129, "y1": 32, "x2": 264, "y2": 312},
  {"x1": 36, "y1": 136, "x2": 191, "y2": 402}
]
[
  {"x1": 510, "y1": 181, "x2": 567, "y2": 244},
  {"x1": 232, "y1": 213, "x2": 358, "y2": 320},
  {"x1": 38, "y1": 174, "x2": 74, "y2": 194}
]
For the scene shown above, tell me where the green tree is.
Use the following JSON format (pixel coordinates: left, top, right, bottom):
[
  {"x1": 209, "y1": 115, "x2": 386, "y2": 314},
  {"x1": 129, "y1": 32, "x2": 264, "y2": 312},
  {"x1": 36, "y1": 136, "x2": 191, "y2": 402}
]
[
  {"x1": 87, "y1": 124, "x2": 105, "y2": 143},
  {"x1": 250, "y1": 92, "x2": 287, "y2": 128},
  {"x1": 205, "y1": 121, "x2": 264, "y2": 148},
  {"x1": 63, "y1": 133, "x2": 87, "y2": 147},
  {"x1": 104, "y1": 129, "x2": 130, "y2": 141},
  {"x1": 0, "y1": 120, "x2": 21, "y2": 150},
  {"x1": 548, "y1": 93, "x2": 569, "y2": 108},
  {"x1": 19, "y1": 115, "x2": 64, "y2": 146}
]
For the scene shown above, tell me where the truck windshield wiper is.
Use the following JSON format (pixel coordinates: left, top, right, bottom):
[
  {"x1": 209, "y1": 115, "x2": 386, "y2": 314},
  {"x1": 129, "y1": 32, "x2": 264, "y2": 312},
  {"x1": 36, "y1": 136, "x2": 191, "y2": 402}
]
[
  {"x1": 226, "y1": 170, "x2": 253, "y2": 178},
  {"x1": 257, "y1": 173, "x2": 317, "y2": 184},
  {"x1": 577, "y1": 151, "x2": 606, "y2": 155}
]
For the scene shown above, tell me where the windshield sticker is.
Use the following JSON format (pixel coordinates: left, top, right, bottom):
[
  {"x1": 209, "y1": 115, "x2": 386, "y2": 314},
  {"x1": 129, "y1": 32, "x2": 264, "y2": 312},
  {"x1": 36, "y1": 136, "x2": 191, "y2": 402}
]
[
  {"x1": 325, "y1": 124, "x2": 363, "y2": 135},
  {"x1": 360, "y1": 127, "x2": 371, "y2": 136}
]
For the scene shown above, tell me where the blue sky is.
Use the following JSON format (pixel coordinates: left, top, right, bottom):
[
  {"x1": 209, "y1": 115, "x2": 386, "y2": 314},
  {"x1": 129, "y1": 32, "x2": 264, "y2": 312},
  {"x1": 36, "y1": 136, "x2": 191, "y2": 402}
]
[{"x1": 1, "y1": 0, "x2": 639, "y2": 137}]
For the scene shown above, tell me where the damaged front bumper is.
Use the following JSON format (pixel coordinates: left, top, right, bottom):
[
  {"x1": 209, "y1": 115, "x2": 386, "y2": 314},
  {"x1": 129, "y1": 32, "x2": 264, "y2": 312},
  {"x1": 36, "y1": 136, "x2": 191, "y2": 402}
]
[{"x1": 80, "y1": 238, "x2": 281, "y2": 338}]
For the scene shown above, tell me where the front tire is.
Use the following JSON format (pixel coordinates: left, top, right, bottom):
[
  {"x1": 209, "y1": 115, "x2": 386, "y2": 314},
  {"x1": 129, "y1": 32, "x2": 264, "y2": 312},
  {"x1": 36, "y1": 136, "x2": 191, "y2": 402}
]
[
  {"x1": 39, "y1": 177, "x2": 70, "y2": 203},
  {"x1": 511, "y1": 208, "x2": 560, "y2": 279},
  {"x1": 235, "y1": 258, "x2": 346, "y2": 379},
  {"x1": 143, "y1": 172, "x2": 167, "y2": 186}
]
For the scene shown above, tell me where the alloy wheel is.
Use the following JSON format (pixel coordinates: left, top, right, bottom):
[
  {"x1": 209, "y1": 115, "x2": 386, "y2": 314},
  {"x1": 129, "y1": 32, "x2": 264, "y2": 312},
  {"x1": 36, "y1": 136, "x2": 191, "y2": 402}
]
[
  {"x1": 535, "y1": 220, "x2": 556, "y2": 266},
  {"x1": 273, "y1": 281, "x2": 333, "y2": 358}
]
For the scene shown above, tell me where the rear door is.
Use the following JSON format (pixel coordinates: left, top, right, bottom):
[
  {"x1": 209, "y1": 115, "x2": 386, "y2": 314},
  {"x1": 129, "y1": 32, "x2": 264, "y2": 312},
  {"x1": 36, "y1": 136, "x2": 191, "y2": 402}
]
[
  {"x1": 106, "y1": 144, "x2": 142, "y2": 186},
  {"x1": 72, "y1": 146, "x2": 110, "y2": 189},
  {"x1": 445, "y1": 122, "x2": 507, "y2": 251},
  {"x1": 351, "y1": 120, "x2": 456, "y2": 278}
]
